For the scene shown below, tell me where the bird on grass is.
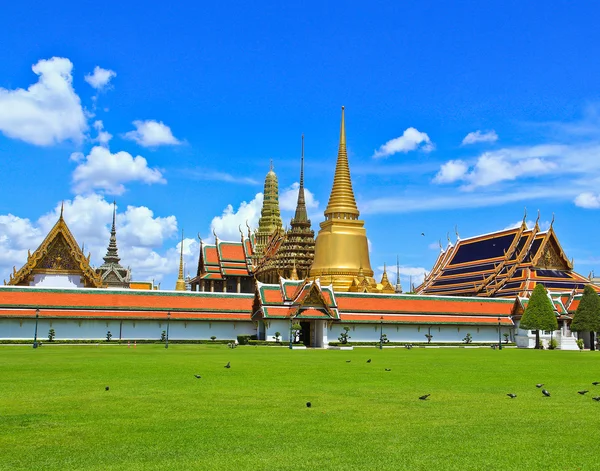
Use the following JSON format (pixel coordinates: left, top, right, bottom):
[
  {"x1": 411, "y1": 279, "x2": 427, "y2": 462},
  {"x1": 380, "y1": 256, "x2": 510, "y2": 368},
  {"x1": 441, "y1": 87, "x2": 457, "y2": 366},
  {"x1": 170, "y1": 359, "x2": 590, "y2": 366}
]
[
  {"x1": 306, "y1": 402, "x2": 311, "y2": 408},
  {"x1": 385, "y1": 368, "x2": 391, "y2": 372},
  {"x1": 592, "y1": 397, "x2": 600, "y2": 402},
  {"x1": 536, "y1": 383, "x2": 544, "y2": 388},
  {"x1": 506, "y1": 393, "x2": 517, "y2": 399},
  {"x1": 542, "y1": 389, "x2": 551, "y2": 397},
  {"x1": 105, "y1": 386, "x2": 110, "y2": 391},
  {"x1": 367, "y1": 359, "x2": 372, "y2": 363},
  {"x1": 578, "y1": 390, "x2": 589, "y2": 395},
  {"x1": 346, "y1": 360, "x2": 351, "y2": 363},
  {"x1": 419, "y1": 394, "x2": 430, "y2": 400},
  {"x1": 592, "y1": 382, "x2": 600, "y2": 386},
  {"x1": 194, "y1": 375, "x2": 201, "y2": 379},
  {"x1": 224, "y1": 362, "x2": 231, "y2": 369}
]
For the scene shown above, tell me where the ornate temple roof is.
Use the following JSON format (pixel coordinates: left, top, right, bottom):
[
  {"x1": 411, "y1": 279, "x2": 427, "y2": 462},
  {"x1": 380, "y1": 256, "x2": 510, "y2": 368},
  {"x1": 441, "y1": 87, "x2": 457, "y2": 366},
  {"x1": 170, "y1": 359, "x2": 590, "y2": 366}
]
[
  {"x1": 252, "y1": 162, "x2": 284, "y2": 260},
  {"x1": 6, "y1": 205, "x2": 104, "y2": 288},
  {"x1": 254, "y1": 136, "x2": 315, "y2": 282},
  {"x1": 96, "y1": 202, "x2": 131, "y2": 288},
  {"x1": 417, "y1": 216, "x2": 597, "y2": 297},
  {"x1": 191, "y1": 231, "x2": 255, "y2": 283}
]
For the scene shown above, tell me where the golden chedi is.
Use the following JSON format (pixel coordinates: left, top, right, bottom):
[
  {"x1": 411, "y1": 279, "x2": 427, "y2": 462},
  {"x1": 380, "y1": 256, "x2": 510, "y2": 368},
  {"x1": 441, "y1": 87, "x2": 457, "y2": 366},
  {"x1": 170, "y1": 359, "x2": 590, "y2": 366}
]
[{"x1": 309, "y1": 107, "x2": 377, "y2": 292}]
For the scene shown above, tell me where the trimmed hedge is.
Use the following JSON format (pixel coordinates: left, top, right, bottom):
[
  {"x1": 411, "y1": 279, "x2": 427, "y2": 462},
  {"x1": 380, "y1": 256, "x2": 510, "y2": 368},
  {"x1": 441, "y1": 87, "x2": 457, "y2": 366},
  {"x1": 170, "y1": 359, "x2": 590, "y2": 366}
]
[
  {"x1": 0, "y1": 339, "x2": 235, "y2": 345},
  {"x1": 247, "y1": 340, "x2": 289, "y2": 346},
  {"x1": 327, "y1": 341, "x2": 516, "y2": 347}
]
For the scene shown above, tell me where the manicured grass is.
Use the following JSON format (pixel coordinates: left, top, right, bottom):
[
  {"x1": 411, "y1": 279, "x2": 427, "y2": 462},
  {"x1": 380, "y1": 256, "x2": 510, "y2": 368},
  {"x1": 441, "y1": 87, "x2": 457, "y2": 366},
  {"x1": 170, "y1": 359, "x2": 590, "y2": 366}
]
[{"x1": 1, "y1": 345, "x2": 600, "y2": 470}]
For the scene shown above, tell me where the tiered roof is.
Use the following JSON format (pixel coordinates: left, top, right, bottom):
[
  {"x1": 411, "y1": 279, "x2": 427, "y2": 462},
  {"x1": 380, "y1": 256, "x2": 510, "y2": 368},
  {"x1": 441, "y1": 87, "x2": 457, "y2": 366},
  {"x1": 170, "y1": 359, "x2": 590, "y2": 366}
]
[
  {"x1": 252, "y1": 163, "x2": 284, "y2": 261},
  {"x1": 6, "y1": 206, "x2": 104, "y2": 288},
  {"x1": 0, "y1": 286, "x2": 253, "y2": 321},
  {"x1": 96, "y1": 202, "x2": 130, "y2": 288},
  {"x1": 417, "y1": 218, "x2": 596, "y2": 298},
  {"x1": 191, "y1": 233, "x2": 255, "y2": 282}
]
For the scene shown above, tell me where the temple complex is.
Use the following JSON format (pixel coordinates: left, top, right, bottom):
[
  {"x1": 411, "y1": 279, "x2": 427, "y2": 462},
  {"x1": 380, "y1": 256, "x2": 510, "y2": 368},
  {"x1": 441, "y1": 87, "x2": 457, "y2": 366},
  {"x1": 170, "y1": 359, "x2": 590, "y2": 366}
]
[
  {"x1": 96, "y1": 202, "x2": 131, "y2": 288},
  {"x1": 417, "y1": 214, "x2": 598, "y2": 297},
  {"x1": 254, "y1": 135, "x2": 315, "y2": 283}
]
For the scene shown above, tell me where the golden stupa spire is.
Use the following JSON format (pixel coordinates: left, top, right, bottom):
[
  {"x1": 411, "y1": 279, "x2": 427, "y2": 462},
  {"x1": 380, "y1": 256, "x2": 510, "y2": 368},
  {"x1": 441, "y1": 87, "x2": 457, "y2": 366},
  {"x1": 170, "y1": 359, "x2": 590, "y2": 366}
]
[
  {"x1": 324, "y1": 106, "x2": 359, "y2": 219},
  {"x1": 175, "y1": 229, "x2": 186, "y2": 291}
]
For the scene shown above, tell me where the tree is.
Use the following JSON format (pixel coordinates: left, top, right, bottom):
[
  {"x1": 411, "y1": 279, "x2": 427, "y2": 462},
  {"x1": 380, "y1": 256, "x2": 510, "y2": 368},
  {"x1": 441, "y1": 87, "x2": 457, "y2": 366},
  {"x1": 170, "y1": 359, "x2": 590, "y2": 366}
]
[
  {"x1": 519, "y1": 284, "x2": 558, "y2": 349},
  {"x1": 48, "y1": 329, "x2": 55, "y2": 342},
  {"x1": 571, "y1": 285, "x2": 600, "y2": 351}
]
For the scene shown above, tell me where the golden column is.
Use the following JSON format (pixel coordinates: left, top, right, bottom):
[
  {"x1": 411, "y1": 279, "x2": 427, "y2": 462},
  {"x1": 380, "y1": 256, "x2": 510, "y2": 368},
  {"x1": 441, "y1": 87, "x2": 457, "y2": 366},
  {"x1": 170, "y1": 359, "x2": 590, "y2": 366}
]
[
  {"x1": 309, "y1": 107, "x2": 376, "y2": 292},
  {"x1": 175, "y1": 230, "x2": 187, "y2": 291}
]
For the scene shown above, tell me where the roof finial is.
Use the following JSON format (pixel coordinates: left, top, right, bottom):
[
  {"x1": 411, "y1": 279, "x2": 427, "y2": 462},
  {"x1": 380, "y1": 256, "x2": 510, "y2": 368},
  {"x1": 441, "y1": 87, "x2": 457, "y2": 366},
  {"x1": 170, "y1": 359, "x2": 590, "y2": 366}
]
[
  {"x1": 238, "y1": 224, "x2": 244, "y2": 240},
  {"x1": 270, "y1": 159, "x2": 273, "y2": 172},
  {"x1": 245, "y1": 220, "x2": 252, "y2": 239},
  {"x1": 197, "y1": 232, "x2": 202, "y2": 244},
  {"x1": 550, "y1": 212, "x2": 555, "y2": 228},
  {"x1": 175, "y1": 229, "x2": 186, "y2": 291},
  {"x1": 522, "y1": 207, "x2": 527, "y2": 225},
  {"x1": 455, "y1": 225, "x2": 460, "y2": 240},
  {"x1": 212, "y1": 228, "x2": 218, "y2": 242},
  {"x1": 60, "y1": 201, "x2": 64, "y2": 220},
  {"x1": 438, "y1": 239, "x2": 443, "y2": 252},
  {"x1": 447, "y1": 232, "x2": 451, "y2": 245},
  {"x1": 535, "y1": 209, "x2": 540, "y2": 228}
]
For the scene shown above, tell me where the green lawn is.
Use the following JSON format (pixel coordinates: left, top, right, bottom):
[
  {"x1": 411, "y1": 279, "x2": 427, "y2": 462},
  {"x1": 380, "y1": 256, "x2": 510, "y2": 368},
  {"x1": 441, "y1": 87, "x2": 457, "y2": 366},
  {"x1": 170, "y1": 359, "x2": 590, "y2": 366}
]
[{"x1": 1, "y1": 345, "x2": 599, "y2": 471}]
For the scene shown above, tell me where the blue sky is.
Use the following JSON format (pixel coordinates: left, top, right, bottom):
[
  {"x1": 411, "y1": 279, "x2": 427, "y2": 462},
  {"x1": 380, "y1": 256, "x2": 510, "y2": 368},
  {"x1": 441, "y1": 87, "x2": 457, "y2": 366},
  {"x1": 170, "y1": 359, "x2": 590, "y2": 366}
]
[{"x1": 1, "y1": 1, "x2": 600, "y2": 289}]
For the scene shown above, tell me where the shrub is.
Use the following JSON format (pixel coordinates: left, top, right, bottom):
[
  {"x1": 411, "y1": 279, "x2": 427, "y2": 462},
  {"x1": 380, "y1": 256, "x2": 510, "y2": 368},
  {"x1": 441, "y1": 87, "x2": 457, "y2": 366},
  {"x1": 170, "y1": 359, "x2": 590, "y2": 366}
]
[
  {"x1": 425, "y1": 334, "x2": 433, "y2": 344},
  {"x1": 210, "y1": 336, "x2": 217, "y2": 341},
  {"x1": 576, "y1": 338, "x2": 585, "y2": 351},
  {"x1": 237, "y1": 335, "x2": 256, "y2": 345},
  {"x1": 548, "y1": 337, "x2": 558, "y2": 350},
  {"x1": 338, "y1": 326, "x2": 351, "y2": 344},
  {"x1": 106, "y1": 331, "x2": 112, "y2": 342},
  {"x1": 462, "y1": 333, "x2": 473, "y2": 344},
  {"x1": 160, "y1": 330, "x2": 166, "y2": 342},
  {"x1": 503, "y1": 333, "x2": 509, "y2": 344},
  {"x1": 274, "y1": 331, "x2": 281, "y2": 342},
  {"x1": 48, "y1": 329, "x2": 55, "y2": 342},
  {"x1": 380, "y1": 334, "x2": 389, "y2": 344}
]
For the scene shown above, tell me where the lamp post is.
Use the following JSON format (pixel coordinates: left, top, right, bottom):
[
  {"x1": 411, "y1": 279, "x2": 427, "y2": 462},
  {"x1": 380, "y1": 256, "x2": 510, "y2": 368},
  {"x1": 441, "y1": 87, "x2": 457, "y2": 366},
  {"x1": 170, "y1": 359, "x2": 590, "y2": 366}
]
[
  {"x1": 289, "y1": 317, "x2": 293, "y2": 349},
  {"x1": 165, "y1": 311, "x2": 171, "y2": 349},
  {"x1": 380, "y1": 316, "x2": 384, "y2": 350},
  {"x1": 498, "y1": 317, "x2": 502, "y2": 350},
  {"x1": 33, "y1": 308, "x2": 40, "y2": 349}
]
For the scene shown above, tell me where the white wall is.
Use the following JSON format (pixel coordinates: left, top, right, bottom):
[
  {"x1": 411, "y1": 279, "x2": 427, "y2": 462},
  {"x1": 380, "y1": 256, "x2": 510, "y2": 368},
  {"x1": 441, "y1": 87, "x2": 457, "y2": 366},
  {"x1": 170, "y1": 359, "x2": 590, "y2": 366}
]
[
  {"x1": 0, "y1": 318, "x2": 255, "y2": 341},
  {"x1": 32, "y1": 274, "x2": 83, "y2": 288}
]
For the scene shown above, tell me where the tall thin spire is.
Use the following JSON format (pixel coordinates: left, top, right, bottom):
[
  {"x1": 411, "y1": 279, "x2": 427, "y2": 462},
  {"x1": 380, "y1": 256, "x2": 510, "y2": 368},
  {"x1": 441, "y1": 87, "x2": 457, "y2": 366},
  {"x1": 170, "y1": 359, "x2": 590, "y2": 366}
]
[
  {"x1": 60, "y1": 201, "x2": 64, "y2": 220},
  {"x1": 395, "y1": 255, "x2": 402, "y2": 293},
  {"x1": 97, "y1": 201, "x2": 131, "y2": 287},
  {"x1": 324, "y1": 106, "x2": 359, "y2": 219},
  {"x1": 175, "y1": 229, "x2": 186, "y2": 291},
  {"x1": 293, "y1": 134, "x2": 308, "y2": 223},
  {"x1": 102, "y1": 201, "x2": 121, "y2": 265}
]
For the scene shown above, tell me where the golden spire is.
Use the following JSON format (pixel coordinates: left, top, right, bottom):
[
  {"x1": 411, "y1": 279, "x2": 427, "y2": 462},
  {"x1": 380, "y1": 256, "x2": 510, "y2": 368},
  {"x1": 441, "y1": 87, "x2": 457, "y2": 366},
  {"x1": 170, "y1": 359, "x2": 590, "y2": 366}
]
[
  {"x1": 381, "y1": 263, "x2": 390, "y2": 284},
  {"x1": 324, "y1": 106, "x2": 360, "y2": 219},
  {"x1": 60, "y1": 201, "x2": 64, "y2": 220},
  {"x1": 290, "y1": 259, "x2": 299, "y2": 280},
  {"x1": 175, "y1": 229, "x2": 186, "y2": 291}
]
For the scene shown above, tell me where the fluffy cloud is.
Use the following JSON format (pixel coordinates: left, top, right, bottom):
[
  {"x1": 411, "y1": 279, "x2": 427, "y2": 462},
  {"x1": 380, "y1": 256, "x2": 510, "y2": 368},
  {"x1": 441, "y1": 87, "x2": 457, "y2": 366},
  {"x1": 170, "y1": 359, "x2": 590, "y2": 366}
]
[
  {"x1": 0, "y1": 195, "x2": 185, "y2": 285},
  {"x1": 373, "y1": 127, "x2": 434, "y2": 158},
  {"x1": 124, "y1": 120, "x2": 181, "y2": 147},
  {"x1": 0, "y1": 57, "x2": 87, "y2": 146},
  {"x1": 210, "y1": 194, "x2": 264, "y2": 241},
  {"x1": 187, "y1": 170, "x2": 259, "y2": 185},
  {"x1": 93, "y1": 120, "x2": 112, "y2": 146},
  {"x1": 375, "y1": 264, "x2": 428, "y2": 290},
  {"x1": 279, "y1": 183, "x2": 319, "y2": 211},
  {"x1": 84, "y1": 66, "x2": 116, "y2": 90},
  {"x1": 72, "y1": 145, "x2": 166, "y2": 195},
  {"x1": 574, "y1": 192, "x2": 600, "y2": 209},
  {"x1": 462, "y1": 130, "x2": 498, "y2": 145},
  {"x1": 433, "y1": 159, "x2": 468, "y2": 183}
]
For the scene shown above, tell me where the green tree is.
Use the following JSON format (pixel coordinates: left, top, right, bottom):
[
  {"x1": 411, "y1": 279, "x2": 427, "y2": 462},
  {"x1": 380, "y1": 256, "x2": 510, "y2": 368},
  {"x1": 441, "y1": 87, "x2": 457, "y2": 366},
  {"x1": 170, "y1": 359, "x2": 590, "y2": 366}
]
[
  {"x1": 571, "y1": 285, "x2": 600, "y2": 351},
  {"x1": 519, "y1": 284, "x2": 558, "y2": 349}
]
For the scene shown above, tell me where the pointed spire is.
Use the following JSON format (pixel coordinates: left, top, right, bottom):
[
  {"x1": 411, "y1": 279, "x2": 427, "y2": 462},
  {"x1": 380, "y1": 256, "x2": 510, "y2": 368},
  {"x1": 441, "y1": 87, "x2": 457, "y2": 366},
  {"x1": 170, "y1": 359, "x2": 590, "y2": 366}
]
[
  {"x1": 175, "y1": 229, "x2": 186, "y2": 291},
  {"x1": 101, "y1": 201, "x2": 121, "y2": 265},
  {"x1": 324, "y1": 106, "x2": 360, "y2": 219},
  {"x1": 395, "y1": 255, "x2": 402, "y2": 293},
  {"x1": 60, "y1": 201, "x2": 64, "y2": 220},
  {"x1": 292, "y1": 134, "x2": 309, "y2": 223},
  {"x1": 381, "y1": 263, "x2": 390, "y2": 284},
  {"x1": 291, "y1": 259, "x2": 299, "y2": 280}
]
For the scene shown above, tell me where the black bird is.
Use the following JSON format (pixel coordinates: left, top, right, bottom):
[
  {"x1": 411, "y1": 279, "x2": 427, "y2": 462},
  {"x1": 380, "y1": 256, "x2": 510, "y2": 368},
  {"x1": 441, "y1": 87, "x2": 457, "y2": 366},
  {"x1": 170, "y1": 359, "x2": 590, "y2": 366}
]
[
  {"x1": 367, "y1": 359, "x2": 372, "y2": 363},
  {"x1": 419, "y1": 394, "x2": 430, "y2": 400},
  {"x1": 346, "y1": 360, "x2": 351, "y2": 363},
  {"x1": 592, "y1": 382, "x2": 600, "y2": 386},
  {"x1": 385, "y1": 368, "x2": 391, "y2": 371},
  {"x1": 224, "y1": 362, "x2": 231, "y2": 369},
  {"x1": 194, "y1": 375, "x2": 201, "y2": 379},
  {"x1": 421, "y1": 233, "x2": 425, "y2": 236},
  {"x1": 105, "y1": 386, "x2": 109, "y2": 391},
  {"x1": 306, "y1": 402, "x2": 311, "y2": 408},
  {"x1": 592, "y1": 397, "x2": 600, "y2": 402},
  {"x1": 578, "y1": 390, "x2": 589, "y2": 395},
  {"x1": 536, "y1": 383, "x2": 544, "y2": 388},
  {"x1": 506, "y1": 393, "x2": 517, "y2": 399},
  {"x1": 542, "y1": 389, "x2": 551, "y2": 397}
]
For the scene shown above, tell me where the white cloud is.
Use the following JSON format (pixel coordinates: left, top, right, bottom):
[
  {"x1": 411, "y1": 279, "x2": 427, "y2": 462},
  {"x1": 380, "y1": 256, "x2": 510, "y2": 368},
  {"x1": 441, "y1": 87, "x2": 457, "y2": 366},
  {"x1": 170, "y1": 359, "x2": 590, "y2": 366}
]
[
  {"x1": 0, "y1": 195, "x2": 185, "y2": 285},
  {"x1": 84, "y1": 66, "x2": 116, "y2": 90},
  {"x1": 210, "y1": 194, "x2": 264, "y2": 241},
  {"x1": 279, "y1": 183, "x2": 319, "y2": 211},
  {"x1": 72, "y1": 145, "x2": 166, "y2": 195},
  {"x1": 0, "y1": 57, "x2": 87, "y2": 146},
  {"x1": 92, "y1": 120, "x2": 112, "y2": 146},
  {"x1": 433, "y1": 159, "x2": 468, "y2": 183},
  {"x1": 375, "y1": 264, "x2": 428, "y2": 289},
  {"x1": 574, "y1": 192, "x2": 600, "y2": 209},
  {"x1": 373, "y1": 127, "x2": 434, "y2": 158},
  {"x1": 123, "y1": 120, "x2": 181, "y2": 147},
  {"x1": 428, "y1": 242, "x2": 441, "y2": 250},
  {"x1": 462, "y1": 130, "x2": 498, "y2": 145},
  {"x1": 187, "y1": 170, "x2": 258, "y2": 185}
]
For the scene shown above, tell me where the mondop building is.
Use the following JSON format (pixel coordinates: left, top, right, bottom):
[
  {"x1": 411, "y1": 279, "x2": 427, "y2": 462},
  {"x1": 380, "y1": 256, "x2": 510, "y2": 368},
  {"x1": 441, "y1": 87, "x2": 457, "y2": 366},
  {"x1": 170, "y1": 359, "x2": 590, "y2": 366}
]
[{"x1": 1, "y1": 109, "x2": 597, "y2": 348}]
